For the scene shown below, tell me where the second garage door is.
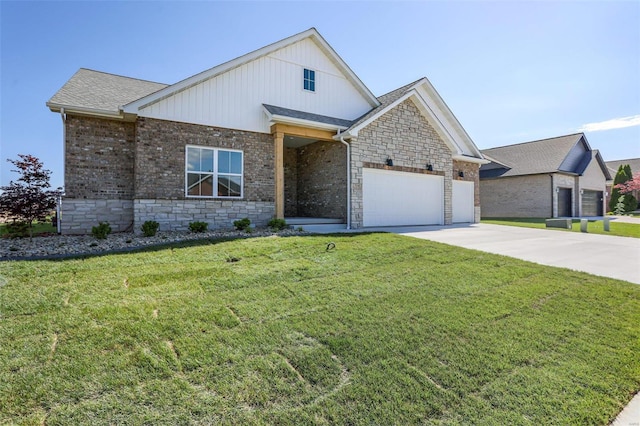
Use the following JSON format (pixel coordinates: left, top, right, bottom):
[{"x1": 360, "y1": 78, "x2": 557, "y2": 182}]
[{"x1": 362, "y1": 168, "x2": 444, "y2": 227}]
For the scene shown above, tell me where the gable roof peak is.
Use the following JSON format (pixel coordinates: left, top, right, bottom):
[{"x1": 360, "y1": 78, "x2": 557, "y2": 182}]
[{"x1": 123, "y1": 27, "x2": 379, "y2": 113}]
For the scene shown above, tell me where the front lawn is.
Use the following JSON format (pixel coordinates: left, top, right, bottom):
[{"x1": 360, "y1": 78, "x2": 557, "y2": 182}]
[
  {"x1": 482, "y1": 217, "x2": 640, "y2": 238},
  {"x1": 0, "y1": 219, "x2": 56, "y2": 237},
  {"x1": 1, "y1": 234, "x2": 638, "y2": 424}
]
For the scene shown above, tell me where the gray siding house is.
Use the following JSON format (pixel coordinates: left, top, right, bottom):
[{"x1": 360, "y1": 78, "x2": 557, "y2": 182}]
[
  {"x1": 47, "y1": 28, "x2": 486, "y2": 234},
  {"x1": 480, "y1": 133, "x2": 611, "y2": 218}
]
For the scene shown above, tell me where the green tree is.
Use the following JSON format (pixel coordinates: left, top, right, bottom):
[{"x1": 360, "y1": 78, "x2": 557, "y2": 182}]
[
  {"x1": 0, "y1": 154, "x2": 62, "y2": 239},
  {"x1": 609, "y1": 164, "x2": 638, "y2": 213}
]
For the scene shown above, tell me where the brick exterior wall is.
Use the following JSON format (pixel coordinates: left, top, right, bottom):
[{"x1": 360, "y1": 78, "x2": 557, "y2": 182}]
[
  {"x1": 284, "y1": 147, "x2": 298, "y2": 217},
  {"x1": 350, "y1": 98, "x2": 454, "y2": 227},
  {"x1": 61, "y1": 116, "x2": 276, "y2": 234},
  {"x1": 480, "y1": 174, "x2": 553, "y2": 218},
  {"x1": 64, "y1": 115, "x2": 135, "y2": 199},
  {"x1": 61, "y1": 104, "x2": 477, "y2": 232},
  {"x1": 295, "y1": 141, "x2": 347, "y2": 219},
  {"x1": 134, "y1": 117, "x2": 274, "y2": 201}
]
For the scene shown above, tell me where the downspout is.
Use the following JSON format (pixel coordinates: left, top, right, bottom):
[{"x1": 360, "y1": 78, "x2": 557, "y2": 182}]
[
  {"x1": 58, "y1": 108, "x2": 66, "y2": 234},
  {"x1": 550, "y1": 174, "x2": 554, "y2": 218},
  {"x1": 337, "y1": 133, "x2": 351, "y2": 230}
]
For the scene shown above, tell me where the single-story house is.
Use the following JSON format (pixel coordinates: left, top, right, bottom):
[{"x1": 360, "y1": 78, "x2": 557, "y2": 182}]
[
  {"x1": 47, "y1": 28, "x2": 486, "y2": 234},
  {"x1": 480, "y1": 133, "x2": 611, "y2": 218},
  {"x1": 605, "y1": 158, "x2": 640, "y2": 208}
]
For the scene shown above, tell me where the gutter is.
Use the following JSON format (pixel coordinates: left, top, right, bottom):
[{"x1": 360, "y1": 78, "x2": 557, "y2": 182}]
[
  {"x1": 452, "y1": 154, "x2": 491, "y2": 165},
  {"x1": 47, "y1": 102, "x2": 124, "y2": 120}
]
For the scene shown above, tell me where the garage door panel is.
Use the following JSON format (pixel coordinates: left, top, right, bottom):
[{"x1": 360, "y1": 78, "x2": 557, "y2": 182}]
[
  {"x1": 362, "y1": 168, "x2": 443, "y2": 227},
  {"x1": 582, "y1": 190, "x2": 603, "y2": 216}
]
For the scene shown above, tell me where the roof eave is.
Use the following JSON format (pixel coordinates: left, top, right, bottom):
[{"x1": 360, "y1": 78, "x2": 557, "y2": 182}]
[
  {"x1": 265, "y1": 110, "x2": 348, "y2": 132},
  {"x1": 46, "y1": 102, "x2": 124, "y2": 120},
  {"x1": 452, "y1": 154, "x2": 490, "y2": 165}
]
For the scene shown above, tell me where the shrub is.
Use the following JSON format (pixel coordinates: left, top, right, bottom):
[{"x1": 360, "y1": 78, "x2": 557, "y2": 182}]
[
  {"x1": 141, "y1": 220, "x2": 160, "y2": 237},
  {"x1": 610, "y1": 164, "x2": 638, "y2": 213},
  {"x1": 5, "y1": 221, "x2": 29, "y2": 238},
  {"x1": 92, "y1": 222, "x2": 111, "y2": 239},
  {"x1": 189, "y1": 221, "x2": 208, "y2": 233},
  {"x1": 267, "y1": 218, "x2": 288, "y2": 231},
  {"x1": 233, "y1": 218, "x2": 251, "y2": 231},
  {"x1": 614, "y1": 196, "x2": 627, "y2": 216}
]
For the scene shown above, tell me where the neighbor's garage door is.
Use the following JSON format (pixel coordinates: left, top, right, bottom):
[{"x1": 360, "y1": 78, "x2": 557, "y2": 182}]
[
  {"x1": 452, "y1": 180, "x2": 475, "y2": 223},
  {"x1": 362, "y1": 168, "x2": 443, "y2": 227},
  {"x1": 582, "y1": 190, "x2": 603, "y2": 216}
]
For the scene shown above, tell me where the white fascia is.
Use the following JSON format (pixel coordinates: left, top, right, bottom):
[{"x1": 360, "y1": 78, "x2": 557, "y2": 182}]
[
  {"x1": 452, "y1": 154, "x2": 491, "y2": 165},
  {"x1": 46, "y1": 102, "x2": 124, "y2": 119}
]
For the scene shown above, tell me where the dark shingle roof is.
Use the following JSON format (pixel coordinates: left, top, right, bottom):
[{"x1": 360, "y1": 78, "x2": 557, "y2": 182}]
[
  {"x1": 605, "y1": 158, "x2": 640, "y2": 175},
  {"x1": 263, "y1": 104, "x2": 353, "y2": 128},
  {"x1": 47, "y1": 68, "x2": 168, "y2": 114},
  {"x1": 346, "y1": 79, "x2": 422, "y2": 131},
  {"x1": 481, "y1": 134, "x2": 584, "y2": 177}
]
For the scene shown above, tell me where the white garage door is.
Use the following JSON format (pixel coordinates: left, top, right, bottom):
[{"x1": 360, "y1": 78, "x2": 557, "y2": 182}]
[
  {"x1": 362, "y1": 168, "x2": 443, "y2": 227},
  {"x1": 452, "y1": 180, "x2": 475, "y2": 223}
]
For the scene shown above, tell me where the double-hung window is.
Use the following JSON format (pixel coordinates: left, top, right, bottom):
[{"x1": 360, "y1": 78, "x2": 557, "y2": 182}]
[
  {"x1": 303, "y1": 68, "x2": 315, "y2": 92},
  {"x1": 186, "y1": 146, "x2": 243, "y2": 198}
]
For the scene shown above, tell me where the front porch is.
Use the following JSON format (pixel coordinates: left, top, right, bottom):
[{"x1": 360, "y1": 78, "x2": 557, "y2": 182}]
[{"x1": 271, "y1": 122, "x2": 348, "y2": 227}]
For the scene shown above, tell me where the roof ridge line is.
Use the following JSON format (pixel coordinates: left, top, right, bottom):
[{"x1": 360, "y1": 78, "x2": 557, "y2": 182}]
[
  {"x1": 78, "y1": 68, "x2": 168, "y2": 86},
  {"x1": 483, "y1": 132, "x2": 584, "y2": 150}
]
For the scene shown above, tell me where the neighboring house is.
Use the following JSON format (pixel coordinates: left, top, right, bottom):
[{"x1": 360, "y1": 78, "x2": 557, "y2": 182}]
[
  {"x1": 480, "y1": 133, "x2": 611, "y2": 218},
  {"x1": 47, "y1": 28, "x2": 486, "y2": 234},
  {"x1": 605, "y1": 158, "x2": 640, "y2": 208}
]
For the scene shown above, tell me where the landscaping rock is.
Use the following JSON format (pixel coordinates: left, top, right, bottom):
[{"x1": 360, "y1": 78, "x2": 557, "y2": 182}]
[{"x1": 0, "y1": 228, "x2": 309, "y2": 260}]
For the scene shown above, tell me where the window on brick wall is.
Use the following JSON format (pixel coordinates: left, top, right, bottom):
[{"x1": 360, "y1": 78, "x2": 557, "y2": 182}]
[
  {"x1": 186, "y1": 146, "x2": 243, "y2": 198},
  {"x1": 303, "y1": 68, "x2": 315, "y2": 92}
]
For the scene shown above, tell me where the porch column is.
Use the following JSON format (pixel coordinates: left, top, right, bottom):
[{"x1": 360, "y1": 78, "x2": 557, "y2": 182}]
[{"x1": 274, "y1": 131, "x2": 285, "y2": 219}]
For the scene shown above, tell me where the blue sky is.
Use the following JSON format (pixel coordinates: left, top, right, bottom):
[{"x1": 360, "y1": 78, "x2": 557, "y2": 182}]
[{"x1": 1, "y1": 0, "x2": 638, "y2": 189}]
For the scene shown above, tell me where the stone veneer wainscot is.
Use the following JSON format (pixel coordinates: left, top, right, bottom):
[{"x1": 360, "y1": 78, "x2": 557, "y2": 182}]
[{"x1": 349, "y1": 98, "x2": 456, "y2": 228}]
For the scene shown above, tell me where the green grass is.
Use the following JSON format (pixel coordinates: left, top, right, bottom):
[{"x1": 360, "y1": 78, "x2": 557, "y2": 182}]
[
  {"x1": 0, "y1": 220, "x2": 56, "y2": 237},
  {"x1": 1, "y1": 233, "x2": 639, "y2": 424},
  {"x1": 482, "y1": 217, "x2": 640, "y2": 238}
]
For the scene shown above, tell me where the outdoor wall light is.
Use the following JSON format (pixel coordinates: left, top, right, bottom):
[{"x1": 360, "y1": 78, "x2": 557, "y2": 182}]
[
  {"x1": 458, "y1": 171, "x2": 464, "y2": 178},
  {"x1": 555, "y1": 187, "x2": 560, "y2": 193},
  {"x1": 386, "y1": 157, "x2": 394, "y2": 166},
  {"x1": 580, "y1": 189, "x2": 584, "y2": 195},
  {"x1": 426, "y1": 163, "x2": 433, "y2": 171}
]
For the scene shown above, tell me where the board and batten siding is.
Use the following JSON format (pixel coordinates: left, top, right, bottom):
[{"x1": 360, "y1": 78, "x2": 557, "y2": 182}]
[{"x1": 138, "y1": 38, "x2": 372, "y2": 133}]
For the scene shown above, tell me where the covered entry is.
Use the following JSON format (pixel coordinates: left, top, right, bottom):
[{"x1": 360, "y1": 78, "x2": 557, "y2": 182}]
[
  {"x1": 557, "y1": 188, "x2": 573, "y2": 217},
  {"x1": 362, "y1": 168, "x2": 443, "y2": 227}
]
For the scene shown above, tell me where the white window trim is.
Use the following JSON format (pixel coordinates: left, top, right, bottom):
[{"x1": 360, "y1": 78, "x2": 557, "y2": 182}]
[
  {"x1": 185, "y1": 145, "x2": 244, "y2": 199},
  {"x1": 303, "y1": 68, "x2": 316, "y2": 93}
]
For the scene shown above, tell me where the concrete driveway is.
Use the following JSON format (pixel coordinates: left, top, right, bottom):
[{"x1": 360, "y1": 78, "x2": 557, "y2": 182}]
[{"x1": 363, "y1": 223, "x2": 640, "y2": 284}]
